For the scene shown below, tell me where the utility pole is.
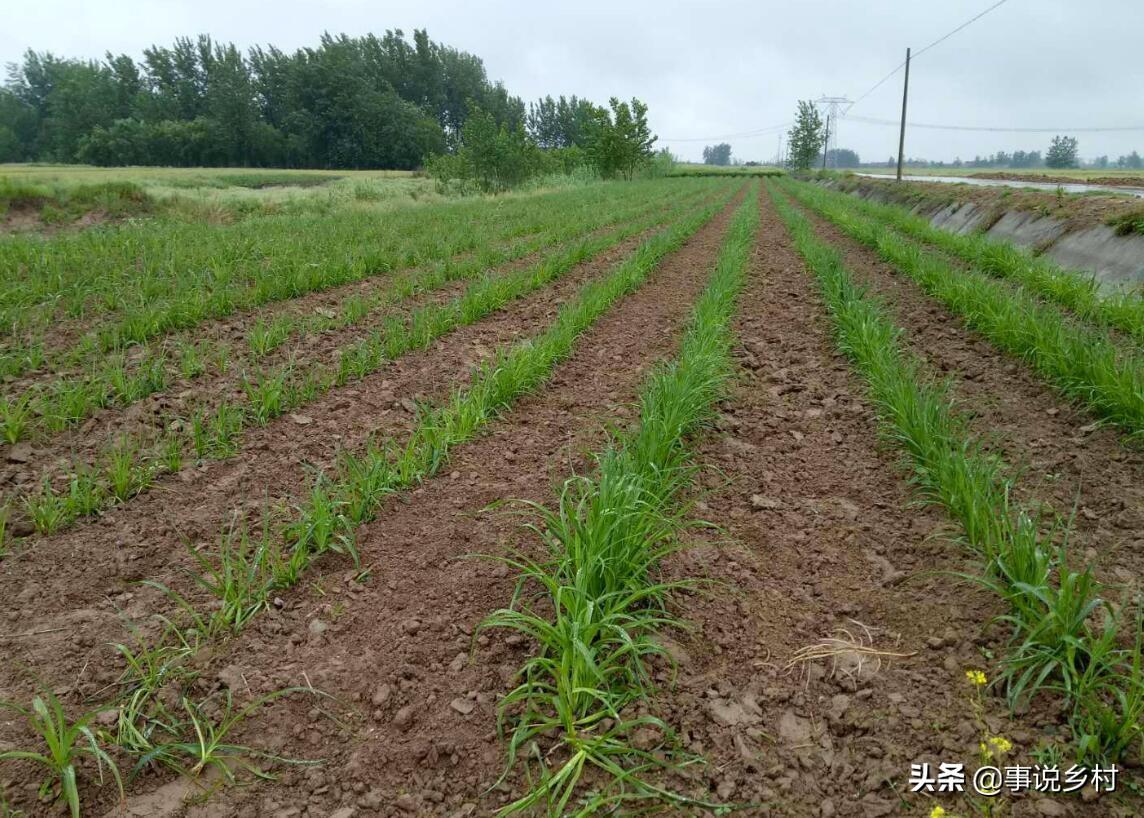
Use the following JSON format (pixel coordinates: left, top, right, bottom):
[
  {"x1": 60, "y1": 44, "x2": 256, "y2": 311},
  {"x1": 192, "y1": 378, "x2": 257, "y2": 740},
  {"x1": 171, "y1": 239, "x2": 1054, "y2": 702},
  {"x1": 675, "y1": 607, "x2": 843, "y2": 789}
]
[
  {"x1": 896, "y1": 47, "x2": 911, "y2": 181},
  {"x1": 821, "y1": 113, "x2": 830, "y2": 169}
]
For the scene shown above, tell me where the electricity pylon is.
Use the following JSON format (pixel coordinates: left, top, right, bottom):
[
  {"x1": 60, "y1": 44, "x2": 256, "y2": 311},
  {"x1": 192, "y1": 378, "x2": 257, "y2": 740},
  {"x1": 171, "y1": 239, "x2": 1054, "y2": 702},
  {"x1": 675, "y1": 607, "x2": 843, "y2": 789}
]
[{"x1": 815, "y1": 95, "x2": 852, "y2": 168}]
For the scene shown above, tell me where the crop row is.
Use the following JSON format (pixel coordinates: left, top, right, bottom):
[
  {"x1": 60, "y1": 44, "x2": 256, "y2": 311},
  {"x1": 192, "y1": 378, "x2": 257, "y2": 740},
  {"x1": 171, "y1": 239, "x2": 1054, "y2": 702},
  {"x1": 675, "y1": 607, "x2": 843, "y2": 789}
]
[
  {"x1": 808, "y1": 180, "x2": 1144, "y2": 343},
  {"x1": 0, "y1": 189, "x2": 732, "y2": 818},
  {"x1": 770, "y1": 181, "x2": 1142, "y2": 765},
  {"x1": 0, "y1": 179, "x2": 712, "y2": 382},
  {"x1": 4, "y1": 187, "x2": 735, "y2": 548},
  {"x1": 0, "y1": 182, "x2": 711, "y2": 443},
  {"x1": 781, "y1": 178, "x2": 1144, "y2": 439},
  {"x1": 482, "y1": 185, "x2": 759, "y2": 813}
]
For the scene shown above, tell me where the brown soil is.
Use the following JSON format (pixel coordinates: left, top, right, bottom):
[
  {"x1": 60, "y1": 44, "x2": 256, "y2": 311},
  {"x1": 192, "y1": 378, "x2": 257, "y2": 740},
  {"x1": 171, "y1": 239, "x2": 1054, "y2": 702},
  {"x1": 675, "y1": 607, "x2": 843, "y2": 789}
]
[
  {"x1": 0, "y1": 194, "x2": 740, "y2": 816},
  {"x1": 793, "y1": 199, "x2": 1144, "y2": 590}
]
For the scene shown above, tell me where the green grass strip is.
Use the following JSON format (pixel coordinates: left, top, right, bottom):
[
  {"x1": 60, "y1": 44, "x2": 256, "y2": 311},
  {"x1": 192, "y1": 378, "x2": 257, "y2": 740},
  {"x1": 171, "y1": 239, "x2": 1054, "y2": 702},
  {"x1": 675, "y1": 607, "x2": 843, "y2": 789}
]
[
  {"x1": 781, "y1": 179, "x2": 1144, "y2": 440},
  {"x1": 786, "y1": 177, "x2": 1144, "y2": 344},
  {"x1": 480, "y1": 185, "x2": 759, "y2": 814},
  {"x1": 769, "y1": 181, "x2": 1143, "y2": 765}
]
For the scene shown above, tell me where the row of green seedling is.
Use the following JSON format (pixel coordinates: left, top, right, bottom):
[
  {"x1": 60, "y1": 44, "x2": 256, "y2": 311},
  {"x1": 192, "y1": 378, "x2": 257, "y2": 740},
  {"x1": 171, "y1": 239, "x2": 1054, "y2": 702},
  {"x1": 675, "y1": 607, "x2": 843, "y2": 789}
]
[
  {"x1": 0, "y1": 180, "x2": 715, "y2": 360},
  {"x1": 8, "y1": 190, "x2": 735, "y2": 543},
  {"x1": 770, "y1": 182, "x2": 1143, "y2": 765},
  {"x1": 0, "y1": 194, "x2": 730, "y2": 817},
  {"x1": 0, "y1": 183, "x2": 707, "y2": 444},
  {"x1": 0, "y1": 179, "x2": 699, "y2": 385},
  {"x1": 782, "y1": 179, "x2": 1144, "y2": 440},
  {"x1": 787, "y1": 177, "x2": 1144, "y2": 345},
  {"x1": 480, "y1": 186, "x2": 759, "y2": 815}
]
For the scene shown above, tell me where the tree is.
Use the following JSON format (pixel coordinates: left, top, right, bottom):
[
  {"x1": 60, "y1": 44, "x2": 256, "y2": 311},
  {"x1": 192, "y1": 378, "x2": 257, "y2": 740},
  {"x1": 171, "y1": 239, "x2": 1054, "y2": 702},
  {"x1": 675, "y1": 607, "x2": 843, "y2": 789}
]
[
  {"x1": 1046, "y1": 135, "x2": 1079, "y2": 169},
  {"x1": 587, "y1": 97, "x2": 656, "y2": 180},
  {"x1": 786, "y1": 100, "x2": 824, "y2": 170},
  {"x1": 702, "y1": 143, "x2": 732, "y2": 166},
  {"x1": 824, "y1": 147, "x2": 860, "y2": 168},
  {"x1": 1116, "y1": 151, "x2": 1142, "y2": 169}
]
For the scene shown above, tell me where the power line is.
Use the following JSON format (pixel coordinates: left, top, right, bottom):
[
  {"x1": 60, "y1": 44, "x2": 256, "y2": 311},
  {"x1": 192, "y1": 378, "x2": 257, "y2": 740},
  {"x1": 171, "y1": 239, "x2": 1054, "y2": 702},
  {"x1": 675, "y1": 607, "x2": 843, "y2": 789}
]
[
  {"x1": 846, "y1": 115, "x2": 1144, "y2": 133},
  {"x1": 661, "y1": 0, "x2": 1016, "y2": 143},
  {"x1": 845, "y1": 0, "x2": 1012, "y2": 114},
  {"x1": 659, "y1": 122, "x2": 790, "y2": 142}
]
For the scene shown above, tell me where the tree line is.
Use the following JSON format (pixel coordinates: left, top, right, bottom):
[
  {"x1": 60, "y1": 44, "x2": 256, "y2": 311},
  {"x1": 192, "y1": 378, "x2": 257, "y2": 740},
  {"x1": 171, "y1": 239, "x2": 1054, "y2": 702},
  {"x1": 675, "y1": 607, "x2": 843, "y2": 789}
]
[{"x1": 0, "y1": 30, "x2": 660, "y2": 178}]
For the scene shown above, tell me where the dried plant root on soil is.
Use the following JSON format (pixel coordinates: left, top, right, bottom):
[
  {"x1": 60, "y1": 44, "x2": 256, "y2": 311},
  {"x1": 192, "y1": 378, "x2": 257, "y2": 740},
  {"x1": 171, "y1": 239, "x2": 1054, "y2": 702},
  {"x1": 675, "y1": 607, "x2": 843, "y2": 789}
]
[
  {"x1": 781, "y1": 179, "x2": 1144, "y2": 441},
  {"x1": 480, "y1": 185, "x2": 759, "y2": 814},
  {"x1": 0, "y1": 190, "x2": 736, "y2": 818},
  {"x1": 788, "y1": 177, "x2": 1144, "y2": 345},
  {"x1": 0, "y1": 186, "x2": 734, "y2": 546},
  {"x1": 771, "y1": 181, "x2": 1144, "y2": 769}
]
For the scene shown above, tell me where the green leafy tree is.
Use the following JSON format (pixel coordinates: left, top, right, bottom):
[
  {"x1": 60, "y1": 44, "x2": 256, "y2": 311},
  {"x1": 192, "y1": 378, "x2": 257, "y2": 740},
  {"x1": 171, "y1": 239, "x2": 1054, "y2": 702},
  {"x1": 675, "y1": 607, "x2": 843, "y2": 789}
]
[
  {"x1": 1046, "y1": 135, "x2": 1079, "y2": 169},
  {"x1": 587, "y1": 97, "x2": 656, "y2": 180},
  {"x1": 787, "y1": 100, "x2": 824, "y2": 171},
  {"x1": 702, "y1": 143, "x2": 732, "y2": 166}
]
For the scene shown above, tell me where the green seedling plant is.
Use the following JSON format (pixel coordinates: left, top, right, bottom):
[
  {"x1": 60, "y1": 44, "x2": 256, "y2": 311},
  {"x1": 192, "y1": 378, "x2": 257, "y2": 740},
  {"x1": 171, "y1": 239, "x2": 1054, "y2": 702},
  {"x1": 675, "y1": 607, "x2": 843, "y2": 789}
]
[
  {"x1": 0, "y1": 394, "x2": 33, "y2": 443},
  {"x1": 0, "y1": 687, "x2": 124, "y2": 818},
  {"x1": 24, "y1": 479, "x2": 68, "y2": 535},
  {"x1": 133, "y1": 689, "x2": 315, "y2": 784}
]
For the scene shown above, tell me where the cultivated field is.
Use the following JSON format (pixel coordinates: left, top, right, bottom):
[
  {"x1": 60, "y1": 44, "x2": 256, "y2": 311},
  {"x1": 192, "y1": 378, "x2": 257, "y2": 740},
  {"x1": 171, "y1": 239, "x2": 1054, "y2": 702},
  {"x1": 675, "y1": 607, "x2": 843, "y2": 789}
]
[{"x1": 0, "y1": 170, "x2": 1142, "y2": 817}]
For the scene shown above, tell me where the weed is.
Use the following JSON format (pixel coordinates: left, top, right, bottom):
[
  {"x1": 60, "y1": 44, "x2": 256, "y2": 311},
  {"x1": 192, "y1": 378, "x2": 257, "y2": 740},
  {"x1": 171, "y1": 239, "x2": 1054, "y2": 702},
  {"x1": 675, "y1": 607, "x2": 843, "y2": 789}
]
[
  {"x1": 24, "y1": 480, "x2": 68, "y2": 535},
  {"x1": 0, "y1": 687, "x2": 123, "y2": 818},
  {"x1": 0, "y1": 394, "x2": 33, "y2": 443}
]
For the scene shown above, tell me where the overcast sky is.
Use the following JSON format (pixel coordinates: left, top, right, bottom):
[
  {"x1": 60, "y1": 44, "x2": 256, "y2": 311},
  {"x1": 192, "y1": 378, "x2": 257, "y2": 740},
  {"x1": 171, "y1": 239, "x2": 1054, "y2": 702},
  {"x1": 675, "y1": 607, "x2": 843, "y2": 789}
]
[{"x1": 5, "y1": 0, "x2": 1143, "y2": 164}]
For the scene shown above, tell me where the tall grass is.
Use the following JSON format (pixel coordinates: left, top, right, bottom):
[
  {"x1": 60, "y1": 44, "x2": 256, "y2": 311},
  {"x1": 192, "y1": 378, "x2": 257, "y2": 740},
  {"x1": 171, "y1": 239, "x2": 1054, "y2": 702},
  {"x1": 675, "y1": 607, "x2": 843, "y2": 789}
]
[
  {"x1": 482, "y1": 186, "x2": 759, "y2": 814},
  {"x1": 769, "y1": 181, "x2": 1143, "y2": 764},
  {"x1": 782, "y1": 179, "x2": 1144, "y2": 440}
]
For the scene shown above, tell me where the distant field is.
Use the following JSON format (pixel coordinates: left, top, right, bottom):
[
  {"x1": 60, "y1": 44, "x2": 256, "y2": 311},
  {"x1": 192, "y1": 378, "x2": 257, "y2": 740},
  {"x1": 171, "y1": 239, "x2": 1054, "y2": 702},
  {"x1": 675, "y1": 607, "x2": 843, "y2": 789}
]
[
  {"x1": 670, "y1": 163, "x2": 784, "y2": 177},
  {"x1": 0, "y1": 164, "x2": 441, "y2": 226}
]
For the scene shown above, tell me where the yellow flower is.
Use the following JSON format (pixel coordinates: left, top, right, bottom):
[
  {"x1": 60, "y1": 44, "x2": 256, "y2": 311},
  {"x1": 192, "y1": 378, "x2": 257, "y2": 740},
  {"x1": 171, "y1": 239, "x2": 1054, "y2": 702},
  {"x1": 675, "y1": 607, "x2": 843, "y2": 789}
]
[
  {"x1": 930, "y1": 807, "x2": 947, "y2": 818},
  {"x1": 988, "y1": 735, "x2": 1013, "y2": 754},
  {"x1": 965, "y1": 669, "x2": 987, "y2": 686}
]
